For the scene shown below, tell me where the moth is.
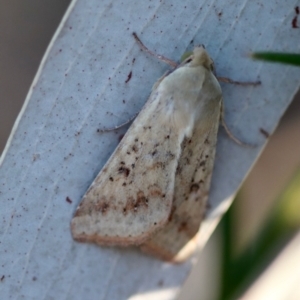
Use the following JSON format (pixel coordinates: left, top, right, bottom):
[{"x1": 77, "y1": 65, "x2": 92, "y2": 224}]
[{"x1": 71, "y1": 33, "x2": 259, "y2": 262}]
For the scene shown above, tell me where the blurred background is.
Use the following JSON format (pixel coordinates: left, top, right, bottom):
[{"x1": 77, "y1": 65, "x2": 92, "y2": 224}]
[{"x1": 1, "y1": 1, "x2": 300, "y2": 299}]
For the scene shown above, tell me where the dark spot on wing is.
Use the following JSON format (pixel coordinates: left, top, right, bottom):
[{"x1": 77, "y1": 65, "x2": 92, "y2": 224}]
[
  {"x1": 199, "y1": 161, "x2": 206, "y2": 167},
  {"x1": 185, "y1": 157, "x2": 190, "y2": 165},
  {"x1": 136, "y1": 191, "x2": 149, "y2": 208},
  {"x1": 75, "y1": 195, "x2": 109, "y2": 216},
  {"x1": 168, "y1": 205, "x2": 176, "y2": 222},
  {"x1": 178, "y1": 221, "x2": 188, "y2": 232},
  {"x1": 118, "y1": 166, "x2": 130, "y2": 177},
  {"x1": 123, "y1": 192, "x2": 148, "y2": 214},
  {"x1": 152, "y1": 150, "x2": 157, "y2": 156},
  {"x1": 190, "y1": 184, "x2": 200, "y2": 193},
  {"x1": 95, "y1": 201, "x2": 110, "y2": 215},
  {"x1": 176, "y1": 165, "x2": 182, "y2": 174}
]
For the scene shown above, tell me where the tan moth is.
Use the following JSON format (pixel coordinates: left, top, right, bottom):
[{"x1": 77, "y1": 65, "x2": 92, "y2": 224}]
[{"x1": 71, "y1": 33, "x2": 259, "y2": 262}]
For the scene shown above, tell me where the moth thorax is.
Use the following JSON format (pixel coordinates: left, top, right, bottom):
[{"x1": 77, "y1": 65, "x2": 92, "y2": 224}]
[{"x1": 191, "y1": 47, "x2": 213, "y2": 70}]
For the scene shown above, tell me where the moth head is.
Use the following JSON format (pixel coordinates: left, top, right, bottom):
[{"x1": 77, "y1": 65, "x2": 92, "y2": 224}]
[{"x1": 181, "y1": 45, "x2": 214, "y2": 71}]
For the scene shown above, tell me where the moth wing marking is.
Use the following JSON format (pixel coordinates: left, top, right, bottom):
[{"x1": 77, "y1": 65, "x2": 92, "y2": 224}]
[
  {"x1": 141, "y1": 100, "x2": 222, "y2": 262},
  {"x1": 71, "y1": 88, "x2": 186, "y2": 246}
]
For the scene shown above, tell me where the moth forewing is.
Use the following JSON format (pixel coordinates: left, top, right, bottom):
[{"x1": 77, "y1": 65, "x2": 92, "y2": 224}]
[
  {"x1": 71, "y1": 87, "x2": 184, "y2": 245},
  {"x1": 71, "y1": 45, "x2": 223, "y2": 261},
  {"x1": 140, "y1": 57, "x2": 222, "y2": 262},
  {"x1": 141, "y1": 116, "x2": 221, "y2": 262}
]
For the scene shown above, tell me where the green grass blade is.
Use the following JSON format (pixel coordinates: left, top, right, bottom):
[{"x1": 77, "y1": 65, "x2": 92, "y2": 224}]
[{"x1": 252, "y1": 52, "x2": 300, "y2": 66}]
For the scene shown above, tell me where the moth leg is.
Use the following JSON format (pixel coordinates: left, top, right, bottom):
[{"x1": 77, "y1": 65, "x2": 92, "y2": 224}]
[
  {"x1": 97, "y1": 113, "x2": 138, "y2": 133},
  {"x1": 217, "y1": 76, "x2": 261, "y2": 86},
  {"x1": 220, "y1": 102, "x2": 254, "y2": 147},
  {"x1": 133, "y1": 32, "x2": 178, "y2": 68}
]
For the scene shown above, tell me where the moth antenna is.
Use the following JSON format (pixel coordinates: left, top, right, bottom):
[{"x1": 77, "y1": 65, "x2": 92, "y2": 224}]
[
  {"x1": 217, "y1": 76, "x2": 261, "y2": 86},
  {"x1": 133, "y1": 32, "x2": 178, "y2": 68}
]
